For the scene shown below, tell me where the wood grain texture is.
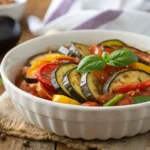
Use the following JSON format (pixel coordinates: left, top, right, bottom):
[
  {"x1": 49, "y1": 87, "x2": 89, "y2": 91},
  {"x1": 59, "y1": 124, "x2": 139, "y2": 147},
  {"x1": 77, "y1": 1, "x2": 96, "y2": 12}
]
[{"x1": 56, "y1": 143, "x2": 73, "y2": 150}]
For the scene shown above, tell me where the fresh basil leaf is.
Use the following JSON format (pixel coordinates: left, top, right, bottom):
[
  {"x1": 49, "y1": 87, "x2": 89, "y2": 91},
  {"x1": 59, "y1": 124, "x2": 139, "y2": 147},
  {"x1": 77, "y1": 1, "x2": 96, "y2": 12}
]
[
  {"x1": 133, "y1": 96, "x2": 150, "y2": 104},
  {"x1": 108, "y1": 49, "x2": 138, "y2": 66},
  {"x1": 77, "y1": 55, "x2": 106, "y2": 72},
  {"x1": 102, "y1": 52, "x2": 110, "y2": 62}
]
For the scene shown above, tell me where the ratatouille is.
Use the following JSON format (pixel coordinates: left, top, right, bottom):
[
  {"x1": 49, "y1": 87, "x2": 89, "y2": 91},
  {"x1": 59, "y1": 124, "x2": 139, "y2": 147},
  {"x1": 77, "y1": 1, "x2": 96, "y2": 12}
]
[{"x1": 16, "y1": 39, "x2": 150, "y2": 107}]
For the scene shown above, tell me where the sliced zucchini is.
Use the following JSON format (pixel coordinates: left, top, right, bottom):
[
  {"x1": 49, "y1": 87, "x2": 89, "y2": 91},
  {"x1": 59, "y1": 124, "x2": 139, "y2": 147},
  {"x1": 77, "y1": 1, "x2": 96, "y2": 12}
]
[
  {"x1": 103, "y1": 69, "x2": 150, "y2": 93},
  {"x1": 28, "y1": 52, "x2": 49, "y2": 65},
  {"x1": 63, "y1": 67, "x2": 87, "y2": 103},
  {"x1": 51, "y1": 62, "x2": 78, "y2": 97},
  {"x1": 69, "y1": 42, "x2": 90, "y2": 58},
  {"x1": 28, "y1": 52, "x2": 64, "y2": 65},
  {"x1": 126, "y1": 46, "x2": 150, "y2": 65},
  {"x1": 80, "y1": 73, "x2": 101, "y2": 102},
  {"x1": 97, "y1": 39, "x2": 127, "y2": 47}
]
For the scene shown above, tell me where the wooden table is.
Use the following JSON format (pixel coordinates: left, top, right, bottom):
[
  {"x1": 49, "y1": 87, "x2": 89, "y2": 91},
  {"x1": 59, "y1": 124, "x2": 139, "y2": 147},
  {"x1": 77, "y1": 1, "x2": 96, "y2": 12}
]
[{"x1": 0, "y1": 0, "x2": 71, "y2": 149}]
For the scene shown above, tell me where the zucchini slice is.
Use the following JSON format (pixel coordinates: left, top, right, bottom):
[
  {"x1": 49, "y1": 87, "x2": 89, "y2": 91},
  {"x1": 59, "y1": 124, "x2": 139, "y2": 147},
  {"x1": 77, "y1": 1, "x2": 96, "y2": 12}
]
[
  {"x1": 80, "y1": 73, "x2": 101, "y2": 102},
  {"x1": 28, "y1": 52, "x2": 49, "y2": 65},
  {"x1": 69, "y1": 42, "x2": 90, "y2": 58},
  {"x1": 51, "y1": 62, "x2": 77, "y2": 96},
  {"x1": 103, "y1": 69, "x2": 150, "y2": 93},
  {"x1": 28, "y1": 52, "x2": 64, "y2": 65},
  {"x1": 97, "y1": 39, "x2": 127, "y2": 47},
  {"x1": 63, "y1": 67, "x2": 87, "y2": 103}
]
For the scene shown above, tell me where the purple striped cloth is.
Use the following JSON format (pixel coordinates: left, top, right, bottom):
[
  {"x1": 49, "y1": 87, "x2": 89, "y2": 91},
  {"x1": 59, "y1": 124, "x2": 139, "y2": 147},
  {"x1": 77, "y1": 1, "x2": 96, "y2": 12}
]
[{"x1": 27, "y1": 0, "x2": 150, "y2": 36}]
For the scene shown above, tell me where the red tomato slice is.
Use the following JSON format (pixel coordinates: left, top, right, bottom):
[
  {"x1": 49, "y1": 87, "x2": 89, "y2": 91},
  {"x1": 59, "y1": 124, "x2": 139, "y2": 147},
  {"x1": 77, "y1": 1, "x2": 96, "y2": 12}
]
[
  {"x1": 90, "y1": 45, "x2": 103, "y2": 56},
  {"x1": 102, "y1": 46, "x2": 114, "y2": 54},
  {"x1": 36, "y1": 63, "x2": 59, "y2": 93},
  {"x1": 90, "y1": 45, "x2": 115, "y2": 56},
  {"x1": 36, "y1": 83, "x2": 52, "y2": 100}
]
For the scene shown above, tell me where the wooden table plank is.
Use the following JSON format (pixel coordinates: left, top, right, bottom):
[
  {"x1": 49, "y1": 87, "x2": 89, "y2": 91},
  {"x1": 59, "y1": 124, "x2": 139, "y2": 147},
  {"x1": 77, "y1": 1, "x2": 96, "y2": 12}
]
[{"x1": 56, "y1": 143, "x2": 73, "y2": 150}]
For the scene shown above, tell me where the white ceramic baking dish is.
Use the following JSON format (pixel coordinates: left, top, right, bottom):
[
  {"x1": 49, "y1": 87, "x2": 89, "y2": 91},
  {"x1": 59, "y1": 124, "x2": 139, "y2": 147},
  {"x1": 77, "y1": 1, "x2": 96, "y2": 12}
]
[{"x1": 1, "y1": 30, "x2": 150, "y2": 140}]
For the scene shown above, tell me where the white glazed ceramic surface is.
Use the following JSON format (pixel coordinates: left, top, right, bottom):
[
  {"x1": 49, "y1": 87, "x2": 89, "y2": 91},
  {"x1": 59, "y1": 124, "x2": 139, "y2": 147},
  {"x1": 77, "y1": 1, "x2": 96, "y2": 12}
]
[
  {"x1": 1, "y1": 30, "x2": 150, "y2": 140},
  {"x1": 0, "y1": 0, "x2": 27, "y2": 20}
]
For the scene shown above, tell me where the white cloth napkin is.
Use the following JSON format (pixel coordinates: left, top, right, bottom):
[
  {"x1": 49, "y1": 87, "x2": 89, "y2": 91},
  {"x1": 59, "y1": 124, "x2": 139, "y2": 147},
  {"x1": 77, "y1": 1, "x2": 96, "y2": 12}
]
[{"x1": 27, "y1": 0, "x2": 150, "y2": 36}]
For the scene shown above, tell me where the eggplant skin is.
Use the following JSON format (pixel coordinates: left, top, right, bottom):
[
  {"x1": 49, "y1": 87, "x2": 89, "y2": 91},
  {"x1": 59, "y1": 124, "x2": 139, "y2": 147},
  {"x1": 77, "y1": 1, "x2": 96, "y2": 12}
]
[
  {"x1": 24, "y1": 76, "x2": 37, "y2": 84},
  {"x1": 69, "y1": 42, "x2": 91, "y2": 58},
  {"x1": 103, "y1": 69, "x2": 150, "y2": 93},
  {"x1": 58, "y1": 46, "x2": 72, "y2": 56},
  {"x1": 63, "y1": 68, "x2": 87, "y2": 103},
  {"x1": 127, "y1": 46, "x2": 150, "y2": 65},
  {"x1": 51, "y1": 62, "x2": 77, "y2": 97},
  {"x1": 80, "y1": 73, "x2": 101, "y2": 102}
]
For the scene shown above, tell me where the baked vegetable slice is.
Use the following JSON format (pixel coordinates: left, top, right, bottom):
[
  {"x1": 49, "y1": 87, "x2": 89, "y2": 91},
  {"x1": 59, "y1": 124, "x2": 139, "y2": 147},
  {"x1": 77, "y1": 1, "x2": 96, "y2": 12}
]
[
  {"x1": 103, "y1": 69, "x2": 150, "y2": 93},
  {"x1": 28, "y1": 52, "x2": 64, "y2": 65},
  {"x1": 97, "y1": 39, "x2": 127, "y2": 47},
  {"x1": 28, "y1": 52, "x2": 49, "y2": 66},
  {"x1": 80, "y1": 72, "x2": 102, "y2": 102},
  {"x1": 51, "y1": 62, "x2": 78, "y2": 97},
  {"x1": 63, "y1": 67, "x2": 87, "y2": 103},
  {"x1": 126, "y1": 46, "x2": 150, "y2": 65},
  {"x1": 69, "y1": 42, "x2": 91, "y2": 58},
  {"x1": 58, "y1": 46, "x2": 72, "y2": 56},
  {"x1": 24, "y1": 76, "x2": 37, "y2": 83}
]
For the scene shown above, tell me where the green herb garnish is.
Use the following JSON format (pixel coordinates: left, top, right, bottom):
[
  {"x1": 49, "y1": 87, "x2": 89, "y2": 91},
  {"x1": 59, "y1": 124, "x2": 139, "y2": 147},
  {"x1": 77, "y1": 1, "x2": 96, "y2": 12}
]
[
  {"x1": 104, "y1": 94, "x2": 125, "y2": 106},
  {"x1": 133, "y1": 96, "x2": 150, "y2": 104},
  {"x1": 77, "y1": 49, "x2": 138, "y2": 73}
]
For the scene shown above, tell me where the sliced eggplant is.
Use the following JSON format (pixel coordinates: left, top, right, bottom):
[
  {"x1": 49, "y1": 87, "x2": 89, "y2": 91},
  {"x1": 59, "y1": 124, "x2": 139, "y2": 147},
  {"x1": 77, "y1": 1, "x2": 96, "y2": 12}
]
[
  {"x1": 51, "y1": 62, "x2": 78, "y2": 96},
  {"x1": 21, "y1": 66, "x2": 37, "y2": 83},
  {"x1": 80, "y1": 73, "x2": 101, "y2": 102},
  {"x1": 28, "y1": 52, "x2": 49, "y2": 66},
  {"x1": 58, "y1": 46, "x2": 71, "y2": 56},
  {"x1": 24, "y1": 76, "x2": 37, "y2": 83},
  {"x1": 103, "y1": 69, "x2": 150, "y2": 93},
  {"x1": 63, "y1": 67, "x2": 87, "y2": 103},
  {"x1": 97, "y1": 39, "x2": 127, "y2": 47},
  {"x1": 69, "y1": 42, "x2": 90, "y2": 58},
  {"x1": 126, "y1": 46, "x2": 150, "y2": 65}
]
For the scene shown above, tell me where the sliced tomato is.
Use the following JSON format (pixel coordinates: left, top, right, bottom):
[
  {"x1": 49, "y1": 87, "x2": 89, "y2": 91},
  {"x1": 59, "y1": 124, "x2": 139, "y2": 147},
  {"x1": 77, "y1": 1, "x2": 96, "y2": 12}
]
[
  {"x1": 90, "y1": 45, "x2": 115, "y2": 56},
  {"x1": 93, "y1": 70, "x2": 110, "y2": 86},
  {"x1": 102, "y1": 46, "x2": 114, "y2": 54},
  {"x1": 90, "y1": 45, "x2": 103, "y2": 56},
  {"x1": 36, "y1": 63, "x2": 59, "y2": 93},
  {"x1": 36, "y1": 83, "x2": 52, "y2": 100},
  {"x1": 27, "y1": 55, "x2": 80, "y2": 78}
]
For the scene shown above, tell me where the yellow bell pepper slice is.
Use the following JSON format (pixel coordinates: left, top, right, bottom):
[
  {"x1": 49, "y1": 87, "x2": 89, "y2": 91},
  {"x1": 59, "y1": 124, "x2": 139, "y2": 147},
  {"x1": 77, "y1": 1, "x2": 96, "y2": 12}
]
[
  {"x1": 27, "y1": 54, "x2": 77, "y2": 77},
  {"x1": 52, "y1": 95, "x2": 81, "y2": 105},
  {"x1": 130, "y1": 62, "x2": 150, "y2": 73}
]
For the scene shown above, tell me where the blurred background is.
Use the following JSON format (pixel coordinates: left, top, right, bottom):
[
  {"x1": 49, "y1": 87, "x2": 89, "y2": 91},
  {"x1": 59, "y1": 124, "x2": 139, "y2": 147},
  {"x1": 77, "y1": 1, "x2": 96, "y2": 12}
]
[{"x1": 1, "y1": 0, "x2": 150, "y2": 55}]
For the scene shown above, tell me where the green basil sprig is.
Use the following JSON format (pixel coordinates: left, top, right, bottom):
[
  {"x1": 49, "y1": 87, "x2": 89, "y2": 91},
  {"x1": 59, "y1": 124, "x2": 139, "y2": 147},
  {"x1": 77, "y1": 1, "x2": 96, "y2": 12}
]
[
  {"x1": 133, "y1": 96, "x2": 150, "y2": 104},
  {"x1": 77, "y1": 49, "x2": 138, "y2": 73}
]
